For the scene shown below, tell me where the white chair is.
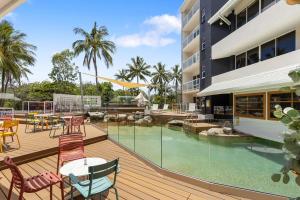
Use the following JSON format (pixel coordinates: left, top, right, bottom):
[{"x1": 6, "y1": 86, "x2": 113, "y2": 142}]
[
  {"x1": 186, "y1": 103, "x2": 197, "y2": 119},
  {"x1": 160, "y1": 104, "x2": 169, "y2": 112},
  {"x1": 150, "y1": 104, "x2": 159, "y2": 113}
]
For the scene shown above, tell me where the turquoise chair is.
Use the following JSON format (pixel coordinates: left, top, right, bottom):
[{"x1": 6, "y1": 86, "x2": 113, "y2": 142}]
[{"x1": 69, "y1": 158, "x2": 119, "y2": 200}]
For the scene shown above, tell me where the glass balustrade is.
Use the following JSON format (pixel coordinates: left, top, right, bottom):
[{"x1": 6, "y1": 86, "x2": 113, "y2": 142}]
[{"x1": 182, "y1": 0, "x2": 200, "y2": 27}]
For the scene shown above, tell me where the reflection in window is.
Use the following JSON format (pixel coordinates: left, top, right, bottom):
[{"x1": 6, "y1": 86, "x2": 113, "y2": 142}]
[
  {"x1": 236, "y1": 9, "x2": 246, "y2": 29},
  {"x1": 261, "y1": 40, "x2": 275, "y2": 61},
  {"x1": 247, "y1": 0, "x2": 259, "y2": 22},
  {"x1": 261, "y1": 0, "x2": 275, "y2": 11},
  {"x1": 247, "y1": 47, "x2": 259, "y2": 65},
  {"x1": 235, "y1": 94, "x2": 265, "y2": 119},
  {"x1": 236, "y1": 53, "x2": 246, "y2": 69},
  {"x1": 276, "y1": 31, "x2": 295, "y2": 56}
]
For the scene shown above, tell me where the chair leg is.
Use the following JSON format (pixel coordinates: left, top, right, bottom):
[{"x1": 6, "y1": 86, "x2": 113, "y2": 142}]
[
  {"x1": 50, "y1": 185, "x2": 53, "y2": 200},
  {"x1": 7, "y1": 179, "x2": 13, "y2": 200},
  {"x1": 16, "y1": 135, "x2": 21, "y2": 149},
  {"x1": 83, "y1": 125, "x2": 86, "y2": 137},
  {"x1": 57, "y1": 156, "x2": 60, "y2": 174},
  {"x1": 70, "y1": 185, "x2": 74, "y2": 200},
  {"x1": 19, "y1": 189, "x2": 24, "y2": 200},
  {"x1": 113, "y1": 187, "x2": 119, "y2": 200},
  {"x1": 60, "y1": 181, "x2": 64, "y2": 200}
]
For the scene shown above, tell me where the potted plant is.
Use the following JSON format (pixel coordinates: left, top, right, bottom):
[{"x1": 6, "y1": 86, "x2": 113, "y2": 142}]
[{"x1": 271, "y1": 69, "x2": 300, "y2": 186}]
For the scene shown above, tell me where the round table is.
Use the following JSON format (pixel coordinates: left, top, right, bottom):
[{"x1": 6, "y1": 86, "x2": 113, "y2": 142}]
[{"x1": 59, "y1": 157, "x2": 107, "y2": 177}]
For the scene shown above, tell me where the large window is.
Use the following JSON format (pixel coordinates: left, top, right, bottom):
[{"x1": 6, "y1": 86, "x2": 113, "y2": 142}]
[
  {"x1": 236, "y1": 53, "x2": 246, "y2": 69},
  {"x1": 235, "y1": 94, "x2": 265, "y2": 119},
  {"x1": 261, "y1": 0, "x2": 275, "y2": 11},
  {"x1": 261, "y1": 40, "x2": 275, "y2": 61},
  {"x1": 236, "y1": 9, "x2": 246, "y2": 29},
  {"x1": 247, "y1": 0, "x2": 259, "y2": 22},
  {"x1": 268, "y1": 91, "x2": 300, "y2": 119},
  {"x1": 247, "y1": 47, "x2": 259, "y2": 65},
  {"x1": 276, "y1": 31, "x2": 295, "y2": 56}
]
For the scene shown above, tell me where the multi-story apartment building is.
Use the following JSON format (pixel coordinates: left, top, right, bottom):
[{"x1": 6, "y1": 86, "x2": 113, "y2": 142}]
[{"x1": 181, "y1": 0, "x2": 300, "y2": 141}]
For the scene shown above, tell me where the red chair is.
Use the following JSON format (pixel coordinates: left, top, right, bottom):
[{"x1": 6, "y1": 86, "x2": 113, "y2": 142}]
[
  {"x1": 71, "y1": 116, "x2": 86, "y2": 136},
  {"x1": 57, "y1": 134, "x2": 85, "y2": 174},
  {"x1": 4, "y1": 156, "x2": 64, "y2": 200}
]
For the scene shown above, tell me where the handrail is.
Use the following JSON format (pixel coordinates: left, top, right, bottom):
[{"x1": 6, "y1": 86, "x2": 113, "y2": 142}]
[
  {"x1": 182, "y1": 78, "x2": 200, "y2": 92},
  {"x1": 182, "y1": 25, "x2": 200, "y2": 48},
  {"x1": 182, "y1": 51, "x2": 200, "y2": 70}
]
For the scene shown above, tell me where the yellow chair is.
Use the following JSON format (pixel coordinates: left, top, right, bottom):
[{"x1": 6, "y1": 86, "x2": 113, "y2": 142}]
[{"x1": 0, "y1": 120, "x2": 20, "y2": 153}]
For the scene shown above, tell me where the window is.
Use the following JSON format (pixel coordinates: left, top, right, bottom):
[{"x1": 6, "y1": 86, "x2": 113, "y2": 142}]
[
  {"x1": 261, "y1": 40, "x2": 275, "y2": 61},
  {"x1": 261, "y1": 0, "x2": 275, "y2": 11},
  {"x1": 247, "y1": 0, "x2": 259, "y2": 22},
  {"x1": 201, "y1": 39, "x2": 206, "y2": 51},
  {"x1": 247, "y1": 47, "x2": 259, "y2": 65},
  {"x1": 235, "y1": 93, "x2": 265, "y2": 119},
  {"x1": 201, "y1": 8, "x2": 206, "y2": 24},
  {"x1": 201, "y1": 66, "x2": 206, "y2": 79},
  {"x1": 236, "y1": 53, "x2": 246, "y2": 69},
  {"x1": 236, "y1": 9, "x2": 246, "y2": 29},
  {"x1": 268, "y1": 91, "x2": 300, "y2": 119},
  {"x1": 276, "y1": 31, "x2": 295, "y2": 56}
]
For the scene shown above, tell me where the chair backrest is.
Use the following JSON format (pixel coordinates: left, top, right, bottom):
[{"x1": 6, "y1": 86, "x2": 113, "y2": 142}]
[
  {"x1": 151, "y1": 104, "x2": 158, "y2": 110},
  {"x1": 58, "y1": 134, "x2": 84, "y2": 155},
  {"x1": 3, "y1": 156, "x2": 24, "y2": 189},
  {"x1": 88, "y1": 158, "x2": 119, "y2": 196},
  {"x1": 163, "y1": 104, "x2": 169, "y2": 110},
  {"x1": 3, "y1": 120, "x2": 19, "y2": 133},
  {"x1": 71, "y1": 116, "x2": 84, "y2": 126},
  {"x1": 188, "y1": 103, "x2": 196, "y2": 112}
]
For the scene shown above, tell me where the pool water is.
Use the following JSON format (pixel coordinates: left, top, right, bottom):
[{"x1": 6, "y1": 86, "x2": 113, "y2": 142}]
[{"x1": 108, "y1": 125, "x2": 299, "y2": 198}]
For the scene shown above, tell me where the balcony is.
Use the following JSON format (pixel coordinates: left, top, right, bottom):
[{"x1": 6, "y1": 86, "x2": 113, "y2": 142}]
[
  {"x1": 182, "y1": 25, "x2": 200, "y2": 53},
  {"x1": 182, "y1": 78, "x2": 200, "y2": 93},
  {"x1": 182, "y1": 0, "x2": 200, "y2": 31},
  {"x1": 211, "y1": 0, "x2": 300, "y2": 59},
  {"x1": 182, "y1": 51, "x2": 200, "y2": 72},
  {"x1": 0, "y1": 0, "x2": 26, "y2": 18}
]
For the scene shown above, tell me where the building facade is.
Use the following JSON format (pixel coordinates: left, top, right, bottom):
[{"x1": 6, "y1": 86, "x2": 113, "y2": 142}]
[
  {"x1": 181, "y1": 0, "x2": 300, "y2": 142},
  {"x1": 0, "y1": 0, "x2": 26, "y2": 18}
]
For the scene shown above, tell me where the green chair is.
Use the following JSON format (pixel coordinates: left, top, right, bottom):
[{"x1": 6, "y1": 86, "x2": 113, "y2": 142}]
[{"x1": 69, "y1": 158, "x2": 119, "y2": 200}]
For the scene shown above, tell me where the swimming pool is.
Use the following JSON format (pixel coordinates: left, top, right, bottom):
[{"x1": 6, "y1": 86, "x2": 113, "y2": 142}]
[{"x1": 108, "y1": 124, "x2": 299, "y2": 198}]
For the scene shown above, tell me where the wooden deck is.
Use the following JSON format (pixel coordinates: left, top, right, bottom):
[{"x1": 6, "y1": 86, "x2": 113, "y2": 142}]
[
  {"x1": 0, "y1": 140, "x2": 250, "y2": 200},
  {"x1": 0, "y1": 123, "x2": 107, "y2": 168}
]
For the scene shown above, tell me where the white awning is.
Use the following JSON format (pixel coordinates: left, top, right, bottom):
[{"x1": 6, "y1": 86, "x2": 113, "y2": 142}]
[
  {"x1": 208, "y1": 0, "x2": 241, "y2": 24},
  {"x1": 197, "y1": 65, "x2": 300, "y2": 97}
]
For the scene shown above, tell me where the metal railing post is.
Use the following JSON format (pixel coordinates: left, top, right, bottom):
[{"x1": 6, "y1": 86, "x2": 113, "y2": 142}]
[{"x1": 160, "y1": 122, "x2": 163, "y2": 168}]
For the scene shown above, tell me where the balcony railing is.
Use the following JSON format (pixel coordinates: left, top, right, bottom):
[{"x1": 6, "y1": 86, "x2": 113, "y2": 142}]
[
  {"x1": 182, "y1": 51, "x2": 200, "y2": 70},
  {"x1": 182, "y1": 78, "x2": 200, "y2": 92},
  {"x1": 182, "y1": 25, "x2": 200, "y2": 48},
  {"x1": 182, "y1": 0, "x2": 200, "y2": 27}
]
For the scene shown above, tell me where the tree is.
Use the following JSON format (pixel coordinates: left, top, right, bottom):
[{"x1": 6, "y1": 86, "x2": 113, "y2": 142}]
[
  {"x1": 98, "y1": 82, "x2": 114, "y2": 106},
  {"x1": 72, "y1": 22, "x2": 116, "y2": 87},
  {"x1": 0, "y1": 20, "x2": 36, "y2": 93},
  {"x1": 126, "y1": 56, "x2": 151, "y2": 84},
  {"x1": 115, "y1": 69, "x2": 129, "y2": 91},
  {"x1": 170, "y1": 64, "x2": 182, "y2": 103},
  {"x1": 151, "y1": 62, "x2": 170, "y2": 96},
  {"x1": 48, "y1": 49, "x2": 78, "y2": 83}
]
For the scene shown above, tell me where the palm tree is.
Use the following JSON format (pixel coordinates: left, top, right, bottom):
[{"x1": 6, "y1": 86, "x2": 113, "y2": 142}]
[
  {"x1": 115, "y1": 69, "x2": 129, "y2": 91},
  {"x1": 72, "y1": 22, "x2": 116, "y2": 87},
  {"x1": 170, "y1": 64, "x2": 182, "y2": 103},
  {"x1": 151, "y1": 62, "x2": 170, "y2": 96},
  {"x1": 126, "y1": 56, "x2": 151, "y2": 84},
  {"x1": 0, "y1": 20, "x2": 36, "y2": 93}
]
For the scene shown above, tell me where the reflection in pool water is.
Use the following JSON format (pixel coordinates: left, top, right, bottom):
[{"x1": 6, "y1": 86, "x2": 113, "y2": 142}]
[{"x1": 108, "y1": 125, "x2": 299, "y2": 198}]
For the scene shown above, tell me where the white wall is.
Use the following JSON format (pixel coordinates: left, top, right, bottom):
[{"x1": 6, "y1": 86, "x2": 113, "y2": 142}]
[{"x1": 234, "y1": 118, "x2": 285, "y2": 143}]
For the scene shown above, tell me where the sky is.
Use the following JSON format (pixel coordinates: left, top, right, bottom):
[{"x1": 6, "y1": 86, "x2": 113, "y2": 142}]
[{"x1": 4, "y1": 0, "x2": 182, "y2": 87}]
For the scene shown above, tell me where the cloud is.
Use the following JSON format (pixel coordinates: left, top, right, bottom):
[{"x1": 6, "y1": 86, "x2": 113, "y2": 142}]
[
  {"x1": 3, "y1": 12, "x2": 17, "y2": 22},
  {"x1": 115, "y1": 14, "x2": 180, "y2": 48}
]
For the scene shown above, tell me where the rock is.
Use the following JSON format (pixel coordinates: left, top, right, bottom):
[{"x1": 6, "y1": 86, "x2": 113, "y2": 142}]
[
  {"x1": 168, "y1": 120, "x2": 184, "y2": 126},
  {"x1": 223, "y1": 127, "x2": 233, "y2": 134},
  {"x1": 127, "y1": 115, "x2": 135, "y2": 121},
  {"x1": 117, "y1": 114, "x2": 127, "y2": 121},
  {"x1": 207, "y1": 128, "x2": 224, "y2": 136},
  {"x1": 135, "y1": 116, "x2": 153, "y2": 125}
]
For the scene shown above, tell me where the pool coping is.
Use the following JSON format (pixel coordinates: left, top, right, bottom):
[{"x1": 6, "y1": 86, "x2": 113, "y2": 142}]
[{"x1": 109, "y1": 138, "x2": 289, "y2": 200}]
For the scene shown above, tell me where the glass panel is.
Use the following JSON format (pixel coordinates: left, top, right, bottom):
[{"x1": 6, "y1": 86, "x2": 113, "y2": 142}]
[
  {"x1": 235, "y1": 95, "x2": 264, "y2": 118},
  {"x1": 247, "y1": 47, "x2": 259, "y2": 65},
  {"x1": 236, "y1": 9, "x2": 246, "y2": 29},
  {"x1": 261, "y1": 0, "x2": 275, "y2": 11},
  {"x1": 107, "y1": 115, "x2": 119, "y2": 142},
  {"x1": 270, "y1": 93, "x2": 292, "y2": 102},
  {"x1": 276, "y1": 31, "x2": 295, "y2": 56},
  {"x1": 118, "y1": 113, "x2": 135, "y2": 150},
  {"x1": 247, "y1": 0, "x2": 259, "y2": 22},
  {"x1": 236, "y1": 53, "x2": 246, "y2": 69},
  {"x1": 261, "y1": 40, "x2": 275, "y2": 61}
]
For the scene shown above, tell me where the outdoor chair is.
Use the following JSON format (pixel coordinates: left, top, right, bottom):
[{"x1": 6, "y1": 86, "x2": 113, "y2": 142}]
[
  {"x1": 186, "y1": 103, "x2": 197, "y2": 119},
  {"x1": 25, "y1": 113, "x2": 41, "y2": 133},
  {"x1": 69, "y1": 158, "x2": 119, "y2": 200},
  {"x1": 49, "y1": 115, "x2": 65, "y2": 138},
  {"x1": 0, "y1": 120, "x2": 20, "y2": 153},
  {"x1": 57, "y1": 134, "x2": 85, "y2": 174},
  {"x1": 150, "y1": 104, "x2": 159, "y2": 113},
  {"x1": 71, "y1": 116, "x2": 86, "y2": 136},
  {"x1": 160, "y1": 104, "x2": 169, "y2": 112},
  {"x1": 4, "y1": 156, "x2": 64, "y2": 200}
]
